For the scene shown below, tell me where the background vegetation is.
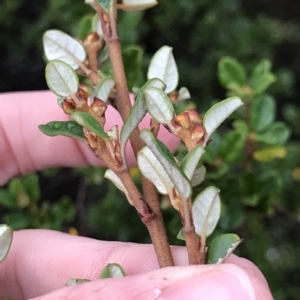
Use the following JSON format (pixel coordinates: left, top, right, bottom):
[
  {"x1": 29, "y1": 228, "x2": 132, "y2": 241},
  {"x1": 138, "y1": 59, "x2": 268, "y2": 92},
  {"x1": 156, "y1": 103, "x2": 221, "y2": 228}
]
[{"x1": 1, "y1": 0, "x2": 300, "y2": 299}]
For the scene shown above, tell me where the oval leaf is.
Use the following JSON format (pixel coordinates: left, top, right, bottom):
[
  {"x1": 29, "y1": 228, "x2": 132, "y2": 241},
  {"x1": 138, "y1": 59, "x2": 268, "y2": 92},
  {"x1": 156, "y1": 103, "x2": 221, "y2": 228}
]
[
  {"x1": 43, "y1": 30, "x2": 86, "y2": 69},
  {"x1": 218, "y1": 56, "x2": 246, "y2": 89},
  {"x1": 147, "y1": 46, "x2": 178, "y2": 94},
  {"x1": 46, "y1": 60, "x2": 79, "y2": 97},
  {"x1": 140, "y1": 129, "x2": 191, "y2": 201},
  {"x1": 253, "y1": 146, "x2": 286, "y2": 162},
  {"x1": 104, "y1": 169, "x2": 133, "y2": 205},
  {"x1": 207, "y1": 233, "x2": 242, "y2": 264},
  {"x1": 250, "y1": 95, "x2": 275, "y2": 132},
  {"x1": 119, "y1": 0, "x2": 158, "y2": 11},
  {"x1": 144, "y1": 87, "x2": 174, "y2": 124},
  {"x1": 71, "y1": 111, "x2": 109, "y2": 138},
  {"x1": 178, "y1": 87, "x2": 191, "y2": 102},
  {"x1": 95, "y1": 77, "x2": 115, "y2": 102},
  {"x1": 203, "y1": 97, "x2": 243, "y2": 139},
  {"x1": 38, "y1": 121, "x2": 85, "y2": 141},
  {"x1": 138, "y1": 147, "x2": 174, "y2": 194},
  {"x1": 192, "y1": 186, "x2": 221, "y2": 237},
  {"x1": 0, "y1": 224, "x2": 13, "y2": 262},
  {"x1": 100, "y1": 263, "x2": 126, "y2": 279},
  {"x1": 181, "y1": 146, "x2": 205, "y2": 180}
]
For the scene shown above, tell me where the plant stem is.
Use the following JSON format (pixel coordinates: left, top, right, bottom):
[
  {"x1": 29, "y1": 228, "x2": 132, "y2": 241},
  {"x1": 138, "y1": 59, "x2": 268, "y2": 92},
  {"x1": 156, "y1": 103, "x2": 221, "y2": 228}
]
[{"x1": 94, "y1": 1, "x2": 174, "y2": 267}]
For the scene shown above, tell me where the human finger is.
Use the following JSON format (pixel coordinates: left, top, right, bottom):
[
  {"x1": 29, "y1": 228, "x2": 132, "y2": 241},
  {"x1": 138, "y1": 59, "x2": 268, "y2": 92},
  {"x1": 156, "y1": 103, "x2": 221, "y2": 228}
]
[
  {"x1": 0, "y1": 91, "x2": 179, "y2": 185},
  {"x1": 0, "y1": 229, "x2": 273, "y2": 300}
]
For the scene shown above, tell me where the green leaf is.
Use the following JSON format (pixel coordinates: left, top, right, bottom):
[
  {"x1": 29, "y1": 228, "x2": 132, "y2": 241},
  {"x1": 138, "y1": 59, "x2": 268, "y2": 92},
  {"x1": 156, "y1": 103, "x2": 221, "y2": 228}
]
[
  {"x1": 249, "y1": 59, "x2": 275, "y2": 95},
  {"x1": 43, "y1": 30, "x2": 86, "y2": 70},
  {"x1": 177, "y1": 228, "x2": 185, "y2": 240},
  {"x1": 250, "y1": 95, "x2": 276, "y2": 132},
  {"x1": 45, "y1": 60, "x2": 79, "y2": 97},
  {"x1": 192, "y1": 186, "x2": 221, "y2": 238},
  {"x1": 203, "y1": 97, "x2": 243, "y2": 139},
  {"x1": 120, "y1": 78, "x2": 166, "y2": 146},
  {"x1": 71, "y1": 111, "x2": 109, "y2": 139},
  {"x1": 39, "y1": 121, "x2": 85, "y2": 141},
  {"x1": 66, "y1": 278, "x2": 91, "y2": 286},
  {"x1": 147, "y1": 46, "x2": 178, "y2": 93},
  {"x1": 181, "y1": 146, "x2": 205, "y2": 180},
  {"x1": 123, "y1": 45, "x2": 145, "y2": 89},
  {"x1": 207, "y1": 233, "x2": 242, "y2": 264},
  {"x1": 144, "y1": 87, "x2": 174, "y2": 124},
  {"x1": 218, "y1": 57, "x2": 246, "y2": 89},
  {"x1": 232, "y1": 119, "x2": 249, "y2": 139},
  {"x1": 0, "y1": 225, "x2": 13, "y2": 262},
  {"x1": 140, "y1": 129, "x2": 191, "y2": 201},
  {"x1": 77, "y1": 14, "x2": 94, "y2": 39},
  {"x1": 138, "y1": 146, "x2": 174, "y2": 194},
  {"x1": 191, "y1": 166, "x2": 206, "y2": 187},
  {"x1": 253, "y1": 122, "x2": 290, "y2": 145},
  {"x1": 96, "y1": 0, "x2": 113, "y2": 12},
  {"x1": 100, "y1": 263, "x2": 126, "y2": 279},
  {"x1": 0, "y1": 189, "x2": 17, "y2": 209}
]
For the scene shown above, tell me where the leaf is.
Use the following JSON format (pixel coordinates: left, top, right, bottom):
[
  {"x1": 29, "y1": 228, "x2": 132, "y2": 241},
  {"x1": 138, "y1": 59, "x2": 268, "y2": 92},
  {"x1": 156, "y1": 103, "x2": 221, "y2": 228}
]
[
  {"x1": 104, "y1": 169, "x2": 133, "y2": 205},
  {"x1": 147, "y1": 46, "x2": 178, "y2": 94},
  {"x1": 218, "y1": 57, "x2": 246, "y2": 89},
  {"x1": 249, "y1": 59, "x2": 275, "y2": 95},
  {"x1": 144, "y1": 87, "x2": 174, "y2": 124},
  {"x1": 0, "y1": 225, "x2": 13, "y2": 262},
  {"x1": 100, "y1": 263, "x2": 126, "y2": 279},
  {"x1": 140, "y1": 130, "x2": 191, "y2": 201},
  {"x1": 45, "y1": 60, "x2": 79, "y2": 97},
  {"x1": 192, "y1": 186, "x2": 221, "y2": 238},
  {"x1": 95, "y1": 77, "x2": 115, "y2": 102},
  {"x1": 66, "y1": 278, "x2": 91, "y2": 286},
  {"x1": 203, "y1": 97, "x2": 243, "y2": 139},
  {"x1": 177, "y1": 228, "x2": 185, "y2": 240},
  {"x1": 191, "y1": 166, "x2": 206, "y2": 187},
  {"x1": 0, "y1": 189, "x2": 17, "y2": 209},
  {"x1": 253, "y1": 122, "x2": 290, "y2": 145},
  {"x1": 253, "y1": 146, "x2": 287, "y2": 162},
  {"x1": 120, "y1": 78, "x2": 166, "y2": 146},
  {"x1": 71, "y1": 111, "x2": 109, "y2": 138},
  {"x1": 207, "y1": 233, "x2": 242, "y2": 264},
  {"x1": 43, "y1": 30, "x2": 86, "y2": 69},
  {"x1": 181, "y1": 146, "x2": 205, "y2": 180},
  {"x1": 177, "y1": 87, "x2": 191, "y2": 102},
  {"x1": 119, "y1": 0, "x2": 158, "y2": 11},
  {"x1": 96, "y1": 0, "x2": 113, "y2": 12},
  {"x1": 138, "y1": 147, "x2": 174, "y2": 194},
  {"x1": 38, "y1": 121, "x2": 85, "y2": 141},
  {"x1": 250, "y1": 95, "x2": 276, "y2": 132}
]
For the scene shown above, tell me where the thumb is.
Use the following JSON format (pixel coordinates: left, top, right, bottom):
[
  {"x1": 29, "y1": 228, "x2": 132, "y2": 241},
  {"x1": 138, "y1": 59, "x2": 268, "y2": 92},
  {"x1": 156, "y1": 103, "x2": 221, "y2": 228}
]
[{"x1": 30, "y1": 264, "x2": 273, "y2": 300}]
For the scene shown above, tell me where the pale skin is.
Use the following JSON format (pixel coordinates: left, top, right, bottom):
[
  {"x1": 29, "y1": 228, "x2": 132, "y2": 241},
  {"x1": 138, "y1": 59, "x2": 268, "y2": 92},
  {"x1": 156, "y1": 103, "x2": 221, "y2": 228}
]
[{"x1": 0, "y1": 91, "x2": 274, "y2": 300}]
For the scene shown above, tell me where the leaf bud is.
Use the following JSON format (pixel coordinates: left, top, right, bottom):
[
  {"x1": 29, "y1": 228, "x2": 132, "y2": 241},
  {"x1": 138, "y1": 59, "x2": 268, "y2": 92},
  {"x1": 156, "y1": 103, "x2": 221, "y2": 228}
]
[
  {"x1": 62, "y1": 97, "x2": 76, "y2": 114},
  {"x1": 191, "y1": 123, "x2": 206, "y2": 145},
  {"x1": 91, "y1": 97, "x2": 107, "y2": 117},
  {"x1": 187, "y1": 109, "x2": 203, "y2": 124},
  {"x1": 76, "y1": 84, "x2": 90, "y2": 102},
  {"x1": 173, "y1": 111, "x2": 190, "y2": 129}
]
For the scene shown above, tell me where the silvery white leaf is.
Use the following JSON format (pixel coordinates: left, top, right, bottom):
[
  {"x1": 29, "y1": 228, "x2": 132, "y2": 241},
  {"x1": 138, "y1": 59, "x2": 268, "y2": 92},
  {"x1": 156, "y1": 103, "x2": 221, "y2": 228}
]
[
  {"x1": 95, "y1": 77, "x2": 115, "y2": 102},
  {"x1": 138, "y1": 147, "x2": 174, "y2": 194},
  {"x1": 0, "y1": 224, "x2": 13, "y2": 262},
  {"x1": 203, "y1": 97, "x2": 243, "y2": 139},
  {"x1": 181, "y1": 146, "x2": 205, "y2": 180},
  {"x1": 45, "y1": 60, "x2": 79, "y2": 97},
  {"x1": 191, "y1": 166, "x2": 206, "y2": 187},
  {"x1": 144, "y1": 87, "x2": 174, "y2": 124},
  {"x1": 192, "y1": 186, "x2": 221, "y2": 238},
  {"x1": 120, "y1": 0, "x2": 158, "y2": 11},
  {"x1": 43, "y1": 30, "x2": 86, "y2": 69},
  {"x1": 178, "y1": 87, "x2": 191, "y2": 102},
  {"x1": 147, "y1": 46, "x2": 178, "y2": 94}
]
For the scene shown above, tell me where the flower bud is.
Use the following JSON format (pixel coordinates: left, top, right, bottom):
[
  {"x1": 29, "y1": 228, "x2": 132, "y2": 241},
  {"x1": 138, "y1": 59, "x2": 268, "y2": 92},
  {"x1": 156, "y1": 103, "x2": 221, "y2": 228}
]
[
  {"x1": 62, "y1": 97, "x2": 76, "y2": 114},
  {"x1": 173, "y1": 111, "x2": 190, "y2": 129},
  {"x1": 191, "y1": 123, "x2": 206, "y2": 145},
  {"x1": 187, "y1": 109, "x2": 203, "y2": 124},
  {"x1": 91, "y1": 97, "x2": 107, "y2": 117}
]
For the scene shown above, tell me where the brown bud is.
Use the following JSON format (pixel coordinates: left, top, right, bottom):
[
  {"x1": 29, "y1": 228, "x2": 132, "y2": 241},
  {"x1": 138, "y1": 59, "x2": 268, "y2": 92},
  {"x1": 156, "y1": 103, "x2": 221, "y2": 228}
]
[
  {"x1": 191, "y1": 123, "x2": 206, "y2": 145},
  {"x1": 187, "y1": 109, "x2": 203, "y2": 124},
  {"x1": 62, "y1": 97, "x2": 76, "y2": 114},
  {"x1": 173, "y1": 111, "x2": 190, "y2": 129},
  {"x1": 83, "y1": 32, "x2": 105, "y2": 52},
  {"x1": 91, "y1": 97, "x2": 107, "y2": 117},
  {"x1": 76, "y1": 85, "x2": 90, "y2": 102},
  {"x1": 83, "y1": 128, "x2": 98, "y2": 152},
  {"x1": 168, "y1": 91, "x2": 179, "y2": 104}
]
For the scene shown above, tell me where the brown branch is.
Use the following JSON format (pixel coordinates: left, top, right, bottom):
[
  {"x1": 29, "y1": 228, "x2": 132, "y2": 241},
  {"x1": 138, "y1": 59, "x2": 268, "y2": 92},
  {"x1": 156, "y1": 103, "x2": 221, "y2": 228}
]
[{"x1": 94, "y1": 0, "x2": 174, "y2": 267}]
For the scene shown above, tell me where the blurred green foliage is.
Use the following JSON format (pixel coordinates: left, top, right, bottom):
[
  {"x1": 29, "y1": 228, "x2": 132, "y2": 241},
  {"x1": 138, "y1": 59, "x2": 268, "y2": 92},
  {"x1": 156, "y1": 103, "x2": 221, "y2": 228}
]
[{"x1": 1, "y1": 1, "x2": 300, "y2": 299}]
